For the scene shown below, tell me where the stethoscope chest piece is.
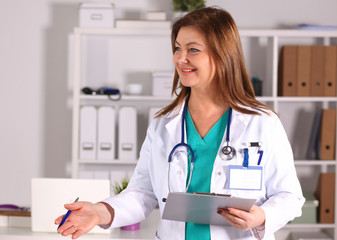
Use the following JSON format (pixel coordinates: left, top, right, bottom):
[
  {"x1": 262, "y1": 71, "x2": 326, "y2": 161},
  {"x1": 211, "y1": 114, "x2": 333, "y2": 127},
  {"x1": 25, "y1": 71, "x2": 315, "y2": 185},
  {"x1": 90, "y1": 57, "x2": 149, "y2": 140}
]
[{"x1": 220, "y1": 143, "x2": 236, "y2": 160}]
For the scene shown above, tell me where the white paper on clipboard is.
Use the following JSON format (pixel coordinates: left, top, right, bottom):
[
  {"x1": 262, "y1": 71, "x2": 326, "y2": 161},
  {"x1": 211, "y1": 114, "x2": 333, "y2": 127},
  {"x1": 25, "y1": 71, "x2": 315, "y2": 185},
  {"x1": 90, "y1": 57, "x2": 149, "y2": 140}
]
[{"x1": 162, "y1": 192, "x2": 256, "y2": 225}]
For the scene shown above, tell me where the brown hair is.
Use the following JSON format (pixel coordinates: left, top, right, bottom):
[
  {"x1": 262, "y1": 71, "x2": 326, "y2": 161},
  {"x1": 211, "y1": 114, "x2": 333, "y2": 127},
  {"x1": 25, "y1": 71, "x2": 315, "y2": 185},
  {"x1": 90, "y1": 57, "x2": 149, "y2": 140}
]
[{"x1": 157, "y1": 7, "x2": 271, "y2": 117}]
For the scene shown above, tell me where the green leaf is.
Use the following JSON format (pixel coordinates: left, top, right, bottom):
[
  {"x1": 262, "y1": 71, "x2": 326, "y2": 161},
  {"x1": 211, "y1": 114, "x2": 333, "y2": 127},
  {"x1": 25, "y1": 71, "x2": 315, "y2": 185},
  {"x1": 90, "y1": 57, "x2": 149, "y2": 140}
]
[
  {"x1": 173, "y1": 0, "x2": 205, "y2": 12},
  {"x1": 113, "y1": 177, "x2": 129, "y2": 195}
]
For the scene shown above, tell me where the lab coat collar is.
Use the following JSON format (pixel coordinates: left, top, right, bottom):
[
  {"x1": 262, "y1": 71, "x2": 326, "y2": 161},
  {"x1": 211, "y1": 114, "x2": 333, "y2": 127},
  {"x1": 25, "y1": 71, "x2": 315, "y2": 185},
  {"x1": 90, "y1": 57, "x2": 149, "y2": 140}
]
[
  {"x1": 164, "y1": 99, "x2": 251, "y2": 146},
  {"x1": 164, "y1": 99, "x2": 185, "y2": 145},
  {"x1": 164, "y1": 100, "x2": 185, "y2": 119},
  {"x1": 229, "y1": 107, "x2": 250, "y2": 144}
]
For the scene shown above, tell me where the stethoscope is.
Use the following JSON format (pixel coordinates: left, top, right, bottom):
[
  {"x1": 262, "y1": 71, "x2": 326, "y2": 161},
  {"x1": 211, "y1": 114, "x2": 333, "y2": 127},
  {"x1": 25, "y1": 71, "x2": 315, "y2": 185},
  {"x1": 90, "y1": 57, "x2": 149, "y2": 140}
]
[{"x1": 166, "y1": 95, "x2": 236, "y2": 195}]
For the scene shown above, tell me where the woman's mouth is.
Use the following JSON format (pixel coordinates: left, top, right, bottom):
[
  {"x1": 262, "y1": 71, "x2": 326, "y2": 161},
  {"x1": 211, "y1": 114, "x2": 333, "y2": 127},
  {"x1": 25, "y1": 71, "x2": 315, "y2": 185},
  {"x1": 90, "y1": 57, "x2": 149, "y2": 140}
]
[{"x1": 181, "y1": 68, "x2": 197, "y2": 73}]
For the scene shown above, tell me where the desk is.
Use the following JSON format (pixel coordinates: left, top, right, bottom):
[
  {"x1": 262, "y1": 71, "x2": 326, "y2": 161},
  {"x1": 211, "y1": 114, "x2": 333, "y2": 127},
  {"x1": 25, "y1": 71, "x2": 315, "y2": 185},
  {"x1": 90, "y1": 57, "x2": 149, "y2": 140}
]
[
  {"x1": 0, "y1": 226, "x2": 157, "y2": 240},
  {"x1": 0, "y1": 209, "x2": 159, "y2": 240}
]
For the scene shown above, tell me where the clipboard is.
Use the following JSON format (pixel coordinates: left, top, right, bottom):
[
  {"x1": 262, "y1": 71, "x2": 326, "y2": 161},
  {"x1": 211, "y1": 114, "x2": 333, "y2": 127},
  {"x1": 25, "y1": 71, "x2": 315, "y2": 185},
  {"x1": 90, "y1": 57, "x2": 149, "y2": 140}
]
[{"x1": 162, "y1": 192, "x2": 256, "y2": 225}]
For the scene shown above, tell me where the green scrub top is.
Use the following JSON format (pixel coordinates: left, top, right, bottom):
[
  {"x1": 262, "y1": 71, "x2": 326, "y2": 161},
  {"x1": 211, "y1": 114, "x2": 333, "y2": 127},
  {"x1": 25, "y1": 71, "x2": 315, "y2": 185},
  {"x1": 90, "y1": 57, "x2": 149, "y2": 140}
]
[{"x1": 185, "y1": 109, "x2": 229, "y2": 240}]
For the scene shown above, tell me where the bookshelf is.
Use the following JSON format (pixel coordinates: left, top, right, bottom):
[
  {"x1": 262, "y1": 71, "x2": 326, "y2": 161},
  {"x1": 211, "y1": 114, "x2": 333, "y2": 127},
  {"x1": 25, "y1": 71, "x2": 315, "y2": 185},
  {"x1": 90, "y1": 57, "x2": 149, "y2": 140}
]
[{"x1": 70, "y1": 27, "x2": 337, "y2": 239}]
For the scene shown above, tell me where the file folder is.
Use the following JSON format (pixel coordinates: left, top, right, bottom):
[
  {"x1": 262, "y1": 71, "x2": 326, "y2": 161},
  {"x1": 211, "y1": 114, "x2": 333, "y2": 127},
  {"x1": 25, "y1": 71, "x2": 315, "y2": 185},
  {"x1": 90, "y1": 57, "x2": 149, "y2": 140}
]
[
  {"x1": 310, "y1": 46, "x2": 325, "y2": 96},
  {"x1": 97, "y1": 106, "x2": 116, "y2": 160},
  {"x1": 297, "y1": 46, "x2": 311, "y2": 96},
  {"x1": 319, "y1": 109, "x2": 336, "y2": 160},
  {"x1": 315, "y1": 173, "x2": 335, "y2": 223},
  {"x1": 118, "y1": 106, "x2": 137, "y2": 160},
  {"x1": 324, "y1": 46, "x2": 337, "y2": 96},
  {"x1": 79, "y1": 106, "x2": 97, "y2": 160},
  {"x1": 279, "y1": 46, "x2": 297, "y2": 96}
]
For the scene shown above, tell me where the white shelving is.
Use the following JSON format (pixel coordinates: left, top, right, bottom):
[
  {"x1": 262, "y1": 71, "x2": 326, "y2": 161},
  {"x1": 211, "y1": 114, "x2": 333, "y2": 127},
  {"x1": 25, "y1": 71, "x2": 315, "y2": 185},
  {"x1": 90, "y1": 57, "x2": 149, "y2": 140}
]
[{"x1": 71, "y1": 27, "x2": 337, "y2": 238}]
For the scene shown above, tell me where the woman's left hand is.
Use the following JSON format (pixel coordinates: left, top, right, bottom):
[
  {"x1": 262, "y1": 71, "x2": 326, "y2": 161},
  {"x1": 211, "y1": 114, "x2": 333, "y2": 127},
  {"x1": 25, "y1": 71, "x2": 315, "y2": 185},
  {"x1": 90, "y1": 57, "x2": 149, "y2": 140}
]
[{"x1": 217, "y1": 205, "x2": 265, "y2": 231}]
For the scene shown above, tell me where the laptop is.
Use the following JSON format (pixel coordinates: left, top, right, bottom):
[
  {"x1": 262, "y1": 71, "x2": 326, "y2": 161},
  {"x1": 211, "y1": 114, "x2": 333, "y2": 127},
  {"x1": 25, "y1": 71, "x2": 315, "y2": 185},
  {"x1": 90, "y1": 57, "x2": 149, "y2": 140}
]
[{"x1": 31, "y1": 178, "x2": 110, "y2": 233}]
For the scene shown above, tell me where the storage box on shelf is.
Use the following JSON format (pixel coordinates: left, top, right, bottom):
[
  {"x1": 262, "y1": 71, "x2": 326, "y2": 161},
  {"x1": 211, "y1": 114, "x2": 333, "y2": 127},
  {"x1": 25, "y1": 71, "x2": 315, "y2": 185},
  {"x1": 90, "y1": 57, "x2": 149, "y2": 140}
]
[
  {"x1": 290, "y1": 192, "x2": 319, "y2": 224},
  {"x1": 291, "y1": 231, "x2": 332, "y2": 240},
  {"x1": 79, "y1": 3, "x2": 115, "y2": 28},
  {"x1": 71, "y1": 27, "x2": 337, "y2": 239}
]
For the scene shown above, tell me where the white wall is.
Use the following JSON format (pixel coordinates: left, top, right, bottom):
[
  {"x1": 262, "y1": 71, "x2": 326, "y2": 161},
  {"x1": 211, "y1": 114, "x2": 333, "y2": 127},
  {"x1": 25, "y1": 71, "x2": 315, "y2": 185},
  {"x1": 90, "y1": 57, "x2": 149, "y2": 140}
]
[
  {"x1": 209, "y1": 0, "x2": 337, "y2": 28},
  {"x1": 0, "y1": 0, "x2": 336, "y2": 207}
]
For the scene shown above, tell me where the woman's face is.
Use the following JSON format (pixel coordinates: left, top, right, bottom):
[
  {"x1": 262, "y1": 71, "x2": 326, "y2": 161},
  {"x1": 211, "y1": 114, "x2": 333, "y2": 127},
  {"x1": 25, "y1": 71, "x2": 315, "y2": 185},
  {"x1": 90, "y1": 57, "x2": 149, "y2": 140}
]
[{"x1": 173, "y1": 26, "x2": 216, "y2": 92}]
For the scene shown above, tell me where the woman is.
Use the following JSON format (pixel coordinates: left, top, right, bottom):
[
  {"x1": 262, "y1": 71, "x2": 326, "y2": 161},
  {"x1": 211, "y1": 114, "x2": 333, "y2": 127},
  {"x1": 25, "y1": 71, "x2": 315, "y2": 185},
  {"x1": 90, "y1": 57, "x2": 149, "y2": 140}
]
[{"x1": 55, "y1": 7, "x2": 304, "y2": 240}]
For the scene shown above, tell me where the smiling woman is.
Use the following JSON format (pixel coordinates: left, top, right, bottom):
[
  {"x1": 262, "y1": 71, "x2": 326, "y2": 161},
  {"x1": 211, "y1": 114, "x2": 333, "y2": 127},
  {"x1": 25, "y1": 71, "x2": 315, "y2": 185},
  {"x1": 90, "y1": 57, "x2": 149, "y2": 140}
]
[{"x1": 55, "y1": 7, "x2": 304, "y2": 240}]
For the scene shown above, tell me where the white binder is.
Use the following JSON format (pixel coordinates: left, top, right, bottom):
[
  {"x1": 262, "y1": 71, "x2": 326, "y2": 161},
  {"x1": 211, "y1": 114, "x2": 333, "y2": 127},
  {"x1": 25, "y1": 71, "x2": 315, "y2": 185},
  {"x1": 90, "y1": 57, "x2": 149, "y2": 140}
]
[
  {"x1": 118, "y1": 106, "x2": 137, "y2": 160},
  {"x1": 79, "y1": 106, "x2": 97, "y2": 160},
  {"x1": 97, "y1": 106, "x2": 116, "y2": 160}
]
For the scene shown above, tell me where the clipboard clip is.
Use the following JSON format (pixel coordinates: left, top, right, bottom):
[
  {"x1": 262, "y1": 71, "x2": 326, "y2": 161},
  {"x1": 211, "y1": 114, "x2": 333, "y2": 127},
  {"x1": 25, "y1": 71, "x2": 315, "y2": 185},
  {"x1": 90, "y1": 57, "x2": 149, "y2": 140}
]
[{"x1": 194, "y1": 192, "x2": 231, "y2": 198}]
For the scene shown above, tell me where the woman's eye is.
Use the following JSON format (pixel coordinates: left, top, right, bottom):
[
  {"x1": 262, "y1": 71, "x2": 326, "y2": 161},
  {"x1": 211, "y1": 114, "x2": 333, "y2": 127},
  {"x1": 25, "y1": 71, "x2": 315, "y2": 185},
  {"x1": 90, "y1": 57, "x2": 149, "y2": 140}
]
[
  {"x1": 175, "y1": 46, "x2": 181, "y2": 51},
  {"x1": 189, "y1": 48, "x2": 200, "y2": 53}
]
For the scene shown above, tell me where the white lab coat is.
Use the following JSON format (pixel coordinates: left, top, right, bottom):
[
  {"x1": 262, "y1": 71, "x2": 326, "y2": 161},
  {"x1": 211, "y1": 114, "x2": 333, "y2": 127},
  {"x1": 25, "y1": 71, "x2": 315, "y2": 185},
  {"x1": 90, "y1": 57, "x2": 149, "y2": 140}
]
[{"x1": 104, "y1": 100, "x2": 305, "y2": 240}]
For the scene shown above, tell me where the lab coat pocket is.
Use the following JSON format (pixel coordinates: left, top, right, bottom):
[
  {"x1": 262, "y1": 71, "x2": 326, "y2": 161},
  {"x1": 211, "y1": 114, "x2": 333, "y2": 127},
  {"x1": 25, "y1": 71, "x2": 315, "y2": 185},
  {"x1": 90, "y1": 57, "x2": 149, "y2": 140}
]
[
  {"x1": 237, "y1": 146, "x2": 261, "y2": 167},
  {"x1": 168, "y1": 153, "x2": 188, "y2": 192},
  {"x1": 249, "y1": 146, "x2": 264, "y2": 166}
]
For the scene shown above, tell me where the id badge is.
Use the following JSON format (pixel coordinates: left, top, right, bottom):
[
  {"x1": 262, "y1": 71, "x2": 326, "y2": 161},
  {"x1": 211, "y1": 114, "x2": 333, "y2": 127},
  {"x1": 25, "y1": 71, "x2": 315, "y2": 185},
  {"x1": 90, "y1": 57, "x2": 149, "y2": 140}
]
[{"x1": 228, "y1": 165, "x2": 263, "y2": 190}]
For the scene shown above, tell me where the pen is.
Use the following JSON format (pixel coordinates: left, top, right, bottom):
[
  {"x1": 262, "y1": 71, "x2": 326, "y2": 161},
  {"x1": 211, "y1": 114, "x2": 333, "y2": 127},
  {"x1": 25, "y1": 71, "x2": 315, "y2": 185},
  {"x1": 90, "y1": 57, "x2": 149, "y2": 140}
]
[
  {"x1": 58, "y1": 197, "x2": 79, "y2": 229},
  {"x1": 257, "y1": 150, "x2": 264, "y2": 165},
  {"x1": 243, "y1": 148, "x2": 249, "y2": 168}
]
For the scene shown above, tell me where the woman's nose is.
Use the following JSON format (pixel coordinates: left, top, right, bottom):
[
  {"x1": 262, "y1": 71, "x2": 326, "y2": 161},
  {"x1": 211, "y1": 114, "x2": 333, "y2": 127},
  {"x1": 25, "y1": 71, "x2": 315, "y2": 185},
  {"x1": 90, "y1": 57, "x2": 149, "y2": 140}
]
[{"x1": 176, "y1": 51, "x2": 188, "y2": 63}]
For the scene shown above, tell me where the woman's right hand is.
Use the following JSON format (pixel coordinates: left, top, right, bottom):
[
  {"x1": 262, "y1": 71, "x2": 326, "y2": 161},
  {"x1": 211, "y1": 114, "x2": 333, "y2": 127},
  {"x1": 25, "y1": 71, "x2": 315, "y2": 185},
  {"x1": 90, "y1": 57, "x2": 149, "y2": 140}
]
[{"x1": 55, "y1": 201, "x2": 113, "y2": 239}]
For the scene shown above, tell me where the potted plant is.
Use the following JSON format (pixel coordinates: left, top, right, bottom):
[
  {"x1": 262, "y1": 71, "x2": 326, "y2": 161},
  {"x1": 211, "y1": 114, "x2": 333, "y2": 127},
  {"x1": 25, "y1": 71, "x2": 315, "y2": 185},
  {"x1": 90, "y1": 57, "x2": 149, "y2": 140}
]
[
  {"x1": 172, "y1": 0, "x2": 206, "y2": 13},
  {"x1": 113, "y1": 177, "x2": 129, "y2": 195},
  {"x1": 113, "y1": 177, "x2": 141, "y2": 231}
]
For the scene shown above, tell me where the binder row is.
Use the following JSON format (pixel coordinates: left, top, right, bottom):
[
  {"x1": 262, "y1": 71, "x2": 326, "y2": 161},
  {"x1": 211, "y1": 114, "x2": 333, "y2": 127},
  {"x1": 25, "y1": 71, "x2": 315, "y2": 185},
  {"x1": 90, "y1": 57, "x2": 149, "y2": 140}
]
[
  {"x1": 79, "y1": 106, "x2": 137, "y2": 161},
  {"x1": 279, "y1": 45, "x2": 337, "y2": 96}
]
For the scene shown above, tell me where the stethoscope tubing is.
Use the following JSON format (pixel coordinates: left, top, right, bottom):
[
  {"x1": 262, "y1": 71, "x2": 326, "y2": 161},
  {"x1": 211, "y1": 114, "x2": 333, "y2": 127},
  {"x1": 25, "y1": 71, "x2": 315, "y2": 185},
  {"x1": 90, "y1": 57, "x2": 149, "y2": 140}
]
[
  {"x1": 226, "y1": 108, "x2": 232, "y2": 142},
  {"x1": 167, "y1": 95, "x2": 234, "y2": 194}
]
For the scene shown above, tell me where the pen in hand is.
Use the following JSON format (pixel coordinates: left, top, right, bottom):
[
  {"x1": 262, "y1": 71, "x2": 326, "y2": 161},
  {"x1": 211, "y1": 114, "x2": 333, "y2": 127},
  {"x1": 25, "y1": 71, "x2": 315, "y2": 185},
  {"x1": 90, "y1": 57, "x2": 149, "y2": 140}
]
[{"x1": 57, "y1": 197, "x2": 79, "y2": 229}]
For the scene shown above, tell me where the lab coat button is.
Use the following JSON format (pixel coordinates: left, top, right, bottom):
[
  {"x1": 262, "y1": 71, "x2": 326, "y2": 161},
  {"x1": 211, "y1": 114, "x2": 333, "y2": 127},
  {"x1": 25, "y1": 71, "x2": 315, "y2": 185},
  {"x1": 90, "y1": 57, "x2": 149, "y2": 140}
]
[
  {"x1": 177, "y1": 171, "x2": 181, "y2": 175},
  {"x1": 217, "y1": 171, "x2": 222, "y2": 175}
]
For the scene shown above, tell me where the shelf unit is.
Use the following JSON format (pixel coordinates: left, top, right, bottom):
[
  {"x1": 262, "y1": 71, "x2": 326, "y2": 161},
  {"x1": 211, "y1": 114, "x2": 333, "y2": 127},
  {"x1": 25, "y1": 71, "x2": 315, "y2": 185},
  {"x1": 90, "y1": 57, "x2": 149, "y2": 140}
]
[{"x1": 71, "y1": 27, "x2": 337, "y2": 238}]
